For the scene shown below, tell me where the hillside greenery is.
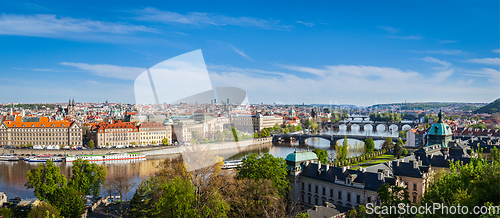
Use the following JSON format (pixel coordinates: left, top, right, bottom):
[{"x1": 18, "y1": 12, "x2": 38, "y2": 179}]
[{"x1": 474, "y1": 98, "x2": 500, "y2": 114}]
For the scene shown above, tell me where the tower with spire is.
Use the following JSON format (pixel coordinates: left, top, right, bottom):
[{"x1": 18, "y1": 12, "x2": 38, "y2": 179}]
[{"x1": 67, "y1": 98, "x2": 76, "y2": 116}]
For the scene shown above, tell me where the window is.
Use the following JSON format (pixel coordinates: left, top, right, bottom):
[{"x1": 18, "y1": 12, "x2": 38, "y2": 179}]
[
  {"x1": 368, "y1": 197, "x2": 372, "y2": 203},
  {"x1": 315, "y1": 198, "x2": 318, "y2": 205},
  {"x1": 357, "y1": 195, "x2": 360, "y2": 204},
  {"x1": 315, "y1": 185, "x2": 318, "y2": 193},
  {"x1": 413, "y1": 196, "x2": 417, "y2": 203},
  {"x1": 308, "y1": 196, "x2": 311, "y2": 204},
  {"x1": 308, "y1": 184, "x2": 311, "y2": 192},
  {"x1": 301, "y1": 194, "x2": 304, "y2": 201},
  {"x1": 330, "y1": 189, "x2": 333, "y2": 197},
  {"x1": 301, "y1": 183, "x2": 304, "y2": 190},
  {"x1": 347, "y1": 193, "x2": 351, "y2": 202},
  {"x1": 338, "y1": 191, "x2": 342, "y2": 199},
  {"x1": 322, "y1": 187, "x2": 325, "y2": 195},
  {"x1": 413, "y1": 183, "x2": 417, "y2": 191}
]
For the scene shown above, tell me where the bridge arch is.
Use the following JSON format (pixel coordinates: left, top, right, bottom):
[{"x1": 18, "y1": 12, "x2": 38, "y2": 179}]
[
  {"x1": 388, "y1": 124, "x2": 399, "y2": 132},
  {"x1": 402, "y1": 124, "x2": 412, "y2": 131}
]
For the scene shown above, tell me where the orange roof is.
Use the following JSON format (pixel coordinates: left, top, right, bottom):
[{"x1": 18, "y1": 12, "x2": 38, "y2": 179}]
[{"x1": 3, "y1": 116, "x2": 74, "y2": 128}]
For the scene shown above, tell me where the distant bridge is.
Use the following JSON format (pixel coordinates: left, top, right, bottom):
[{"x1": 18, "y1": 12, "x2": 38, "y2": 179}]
[
  {"x1": 321, "y1": 121, "x2": 419, "y2": 132},
  {"x1": 272, "y1": 133, "x2": 404, "y2": 146}
]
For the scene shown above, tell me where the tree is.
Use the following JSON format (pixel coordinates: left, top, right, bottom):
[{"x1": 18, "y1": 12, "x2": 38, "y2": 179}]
[
  {"x1": 394, "y1": 140, "x2": 403, "y2": 159},
  {"x1": 0, "y1": 208, "x2": 13, "y2": 218},
  {"x1": 216, "y1": 130, "x2": 225, "y2": 143},
  {"x1": 47, "y1": 186, "x2": 85, "y2": 218},
  {"x1": 377, "y1": 183, "x2": 411, "y2": 218},
  {"x1": 129, "y1": 176, "x2": 160, "y2": 218},
  {"x1": 105, "y1": 142, "x2": 110, "y2": 148},
  {"x1": 296, "y1": 212, "x2": 310, "y2": 218},
  {"x1": 68, "y1": 159, "x2": 107, "y2": 197},
  {"x1": 27, "y1": 202, "x2": 60, "y2": 218},
  {"x1": 402, "y1": 148, "x2": 408, "y2": 156},
  {"x1": 364, "y1": 138, "x2": 375, "y2": 154},
  {"x1": 154, "y1": 177, "x2": 199, "y2": 218},
  {"x1": 312, "y1": 149, "x2": 328, "y2": 164},
  {"x1": 341, "y1": 136, "x2": 349, "y2": 160},
  {"x1": 87, "y1": 139, "x2": 94, "y2": 148},
  {"x1": 162, "y1": 138, "x2": 169, "y2": 146},
  {"x1": 399, "y1": 130, "x2": 406, "y2": 139},
  {"x1": 25, "y1": 160, "x2": 67, "y2": 201},
  {"x1": 382, "y1": 137, "x2": 394, "y2": 152},
  {"x1": 236, "y1": 153, "x2": 290, "y2": 197},
  {"x1": 113, "y1": 176, "x2": 136, "y2": 202},
  {"x1": 231, "y1": 126, "x2": 239, "y2": 142}
]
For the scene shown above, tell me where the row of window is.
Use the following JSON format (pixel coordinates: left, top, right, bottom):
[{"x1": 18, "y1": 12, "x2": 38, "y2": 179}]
[
  {"x1": 301, "y1": 182, "x2": 369, "y2": 205},
  {"x1": 1, "y1": 128, "x2": 80, "y2": 132}
]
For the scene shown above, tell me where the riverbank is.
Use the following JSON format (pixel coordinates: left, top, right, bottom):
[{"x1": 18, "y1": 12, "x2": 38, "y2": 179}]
[{"x1": 0, "y1": 137, "x2": 272, "y2": 157}]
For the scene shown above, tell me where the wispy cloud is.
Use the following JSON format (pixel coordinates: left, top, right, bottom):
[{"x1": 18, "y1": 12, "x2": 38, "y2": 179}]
[
  {"x1": 389, "y1": 35, "x2": 423, "y2": 40},
  {"x1": 0, "y1": 14, "x2": 155, "y2": 38},
  {"x1": 135, "y1": 8, "x2": 291, "y2": 30},
  {"x1": 296, "y1": 21, "x2": 314, "y2": 27},
  {"x1": 493, "y1": 49, "x2": 500, "y2": 53},
  {"x1": 229, "y1": 45, "x2": 253, "y2": 61},
  {"x1": 463, "y1": 57, "x2": 500, "y2": 65},
  {"x1": 59, "y1": 62, "x2": 145, "y2": 80},
  {"x1": 439, "y1": 40, "x2": 458, "y2": 44},
  {"x1": 421, "y1": 57, "x2": 451, "y2": 68},
  {"x1": 378, "y1": 26, "x2": 400, "y2": 34},
  {"x1": 410, "y1": 50, "x2": 467, "y2": 55},
  {"x1": 463, "y1": 68, "x2": 500, "y2": 84}
]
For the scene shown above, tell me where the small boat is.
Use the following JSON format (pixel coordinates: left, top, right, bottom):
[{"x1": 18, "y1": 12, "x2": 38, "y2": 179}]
[
  {"x1": 221, "y1": 160, "x2": 243, "y2": 169},
  {"x1": 65, "y1": 152, "x2": 146, "y2": 162},
  {"x1": 0, "y1": 154, "x2": 19, "y2": 161},
  {"x1": 28, "y1": 154, "x2": 63, "y2": 162}
]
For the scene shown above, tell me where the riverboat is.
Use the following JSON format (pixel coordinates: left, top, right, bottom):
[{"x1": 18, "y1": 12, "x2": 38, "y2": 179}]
[
  {"x1": 65, "y1": 152, "x2": 146, "y2": 162},
  {"x1": 221, "y1": 160, "x2": 243, "y2": 169},
  {"x1": 28, "y1": 155, "x2": 63, "y2": 162},
  {"x1": 0, "y1": 154, "x2": 19, "y2": 161}
]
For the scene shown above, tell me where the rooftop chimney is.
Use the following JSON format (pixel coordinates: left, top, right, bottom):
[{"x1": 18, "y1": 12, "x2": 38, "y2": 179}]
[
  {"x1": 325, "y1": 164, "x2": 329, "y2": 171},
  {"x1": 318, "y1": 161, "x2": 322, "y2": 171},
  {"x1": 342, "y1": 166, "x2": 347, "y2": 173},
  {"x1": 314, "y1": 205, "x2": 319, "y2": 211},
  {"x1": 378, "y1": 172, "x2": 383, "y2": 180},
  {"x1": 324, "y1": 202, "x2": 330, "y2": 207},
  {"x1": 413, "y1": 161, "x2": 418, "y2": 169}
]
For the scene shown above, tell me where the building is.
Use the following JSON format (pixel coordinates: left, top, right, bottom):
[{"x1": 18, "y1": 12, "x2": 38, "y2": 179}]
[
  {"x1": 286, "y1": 149, "x2": 405, "y2": 208},
  {"x1": 138, "y1": 122, "x2": 170, "y2": 146},
  {"x1": 172, "y1": 115, "x2": 224, "y2": 143},
  {"x1": 232, "y1": 114, "x2": 283, "y2": 133},
  {"x1": 406, "y1": 129, "x2": 426, "y2": 147},
  {"x1": 0, "y1": 192, "x2": 6, "y2": 207},
  {"x1": 90, "y1": 121, "x2": 140, "y2": 147},
  {"x1": 0, "y1": 116, "x2": 82, "y2": 147}
]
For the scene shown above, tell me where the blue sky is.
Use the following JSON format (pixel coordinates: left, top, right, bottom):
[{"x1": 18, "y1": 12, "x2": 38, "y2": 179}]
[{"x1": 0, "y1": 1, "x2": 498, "y2": 106}]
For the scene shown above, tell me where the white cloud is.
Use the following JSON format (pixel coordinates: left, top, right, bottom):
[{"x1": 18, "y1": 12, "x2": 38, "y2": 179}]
[
  {"x1": 229, "y1": 45, "x2": 253, "y2": 61},
  {"x1": 411, "y1": 50, "x2": 467, "y2": 55},
  {"x1": 493, "y1": 49, "x2": 500, "y2": 53},
  {"x1": 390, "y1": 35, "x2": 423, "y2": 40},
  {"x1": 463, "y1": 57, "x2": 500, "y2": 65},
  {"x1": 439, "y1": 40, "x2": 458, "y2": 44},
  {"x1": 59, "y1": 62, "x2": 145, "y2": 80},
  {"x1": 378, "y1": 26, "x2": 400, "y2": 34},
  {"x1": 463, "y1": 68, "x2": 500, "y2": 84},
  {"x1": 136, "y1": 8, "x2": 291, "y2": 30},
  {"x1": 421, "y1": 57, "x2": 451, "y2": 68},
  {"x1": 296, "y1": 21, "x2": 314, "y2": 27},
  {"x1": 0, "y1": 14, "x2": 154, "y2": 38},
  {"x1": 208, "y1": 63, "x2": 494, "y2": 105}
]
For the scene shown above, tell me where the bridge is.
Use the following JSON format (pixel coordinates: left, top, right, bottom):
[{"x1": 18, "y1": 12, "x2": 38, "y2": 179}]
[
  {"x1": 321, "y1": 121, "x2": 419, "y2": 132},
  {"x1": 272, "y1": 133, "x2": 404, "y2": 146}
]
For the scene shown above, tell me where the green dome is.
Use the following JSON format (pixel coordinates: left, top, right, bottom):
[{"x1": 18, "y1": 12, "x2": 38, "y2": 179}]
[
  {"x1": 289, "y1": 109, "x2": 296, "y2": 114},
  {"x1": 429, "y1": 110, "x2": 452, "y2": 136},
  {"x1": 286, "y1": 150, "x2": 318, "y2": 162}
]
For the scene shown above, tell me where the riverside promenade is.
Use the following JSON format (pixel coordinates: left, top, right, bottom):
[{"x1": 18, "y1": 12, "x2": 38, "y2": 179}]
[{"x1": 0, "y1": 137, "x2": 272, "y2": 157}]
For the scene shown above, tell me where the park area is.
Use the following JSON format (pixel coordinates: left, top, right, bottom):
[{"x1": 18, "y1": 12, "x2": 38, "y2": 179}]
[{"x1": 350, "y1": 154, "x2": 395, "y2": 170}]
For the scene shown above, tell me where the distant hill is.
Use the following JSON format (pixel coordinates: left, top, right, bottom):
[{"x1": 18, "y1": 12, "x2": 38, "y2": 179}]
[
  {"x1": 474, "y1": 99, "x2": 500, "y2": 114},
  {"x1": 369, "y1": 102, "x2": 485, "y2": 111}
]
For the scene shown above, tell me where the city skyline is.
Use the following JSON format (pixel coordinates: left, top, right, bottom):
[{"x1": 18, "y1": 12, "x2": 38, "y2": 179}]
[{"x1": 0, "y1": 1, "x2": 499, "y2": 105}]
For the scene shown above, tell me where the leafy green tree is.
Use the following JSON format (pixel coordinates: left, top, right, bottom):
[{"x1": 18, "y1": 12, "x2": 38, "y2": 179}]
[
  {"x1": 191, "y1": 131, "x2": 202, "y2": 142},
  {"x1": 394, "y1": 140, "x2": 403, "y2": 159},
  {"x1": 312, "y1": 149, "x2": 328, "y2": 164},
  {"x1": 364, "y1": 138, "x2": 375, "y2": 154},
  {"x1": 377, "y1": 183, "x2": 411, "y2": 218},
  {"x1": 253, "y1": 132, "x2": 259, "y2": 138},
  {"x1": 0, "y1": 208, "x2": 13, "y2": 218},
  {"x1": 25, "y1": 160, "x2": 67, "y2": 201},
  {"x1": 382, "y1": 137, "x2": 394, "y2": 152},
  {"x1": 47, "y1": 186, "x2": 85, "y2": 218},
  {"x1": 87, "y1": 139, "x2": 94, "y2": 148},
  {"x1": 154, "y1": 177, "x2": 199, "y2": 218},
  {"x1": 129, "y1": 176, "x2": 160, "y2": 218},
  {"x1": 341, "y1": 136, "x2": 349, "y2": 160},
  {"x1": 402, "y1": 148, "x2": 408, "y2": 156},
  {"x1": 231, "y1": 126, "x2": 239, "y2": 142},
  {"x1": 296, "y1": 212, "x2": 310, "y2": 218},
  {"x1": 399, "y1": 130, "x2": 406, "y2": 138},
  {"x1": 27, "y1": 201, "x2": 60, "y2": 218},
  {"x1": 236, "y1": 153, "x2": 290, "y2": 197},
  {"x1": 216, "y1": 130, "x2": 225, "y2": 143},
  {"x1": 162, "y1": 138, "x2": 169, "y2": 146},
  {"x1": 420, "y1": 154, "x2": 500, "y2": 217},
  {"x1": 309, "y1": 121, "x2": 319, "y2": 132},
  {"x1": 200, "y1": 187, "x2": 229, "y2": 218},
  {"x1": 68, "y1": 159, "x2": 107, "y2": 197}
]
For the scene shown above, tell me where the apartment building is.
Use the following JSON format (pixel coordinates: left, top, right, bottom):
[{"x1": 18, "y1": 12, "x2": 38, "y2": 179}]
[
  {"x1": 232, "y1": 114, "x2": 284, "y2": 133},
  {"x1": 0, "y1": 116, "x2": 82, "y2": 147},
  {"x1": 138, "y1": 122, "x2": 171, "y2": 145},
  {"x1": 91, "y1": 120, "x2": 139, "y2": 147}
]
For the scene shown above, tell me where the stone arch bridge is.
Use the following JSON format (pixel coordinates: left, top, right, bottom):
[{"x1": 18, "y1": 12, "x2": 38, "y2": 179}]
[
  {"x1": 321, "y1": 121, "x2": 419, "y2": 132},
  {"x1": 272, "y1": 134, "x2": 405, "y2": 146}
]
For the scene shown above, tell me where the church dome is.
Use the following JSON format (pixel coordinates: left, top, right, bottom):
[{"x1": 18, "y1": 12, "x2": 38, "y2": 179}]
[
  {"x1": 289, "y1": 108, "x2": 296, "y2": 114},
  {"x1": 429, "y1": 111, "x2": 452, "y2": 136}
]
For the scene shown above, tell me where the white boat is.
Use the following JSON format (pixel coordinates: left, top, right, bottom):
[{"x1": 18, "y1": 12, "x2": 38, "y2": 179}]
[
  {"x1": 28, "y1": 155, "x2": 63, "y2": 162},
  {"x1": 0, "y1": 154, "x2": 19, "y2": 161},
  {"x1": 221, "y1": 160, "x2": 243, "y2": 169},
  {"x1": 65, "y1": 152, "x2": 146, "y2": 162}
]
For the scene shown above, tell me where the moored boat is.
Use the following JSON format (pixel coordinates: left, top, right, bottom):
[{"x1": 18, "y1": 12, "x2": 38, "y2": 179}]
[
  {"x1": 65, "y1": 152, "x2": 146, "y2": 162},
  {"x1": 0, "y1": 154, "x2": 19, "y2": 161},
  {"x1": 221, "y1": 160, "x2": 243, "y2": 169}
]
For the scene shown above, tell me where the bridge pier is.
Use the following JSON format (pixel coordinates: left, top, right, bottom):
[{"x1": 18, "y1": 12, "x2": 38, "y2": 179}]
[
  {"x1": 346, "y1": 125, "x2": 352, "y2": 132},
  {"x1": 359, "y1": 125, "x2": 364, "y2": 132}
]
